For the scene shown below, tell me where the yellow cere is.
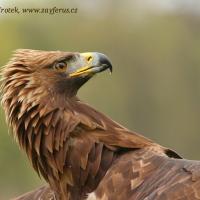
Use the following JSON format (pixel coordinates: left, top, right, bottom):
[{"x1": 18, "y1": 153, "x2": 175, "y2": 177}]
[
  {"x1": 69, "y1": 53, "x2": 94, "y2": 77},
  {"x1": 82, "y1": 52, "x2": 93, "y2": 63},
  {"x1": 69, "y1": 65, "x2": 93, "y2": 77}
]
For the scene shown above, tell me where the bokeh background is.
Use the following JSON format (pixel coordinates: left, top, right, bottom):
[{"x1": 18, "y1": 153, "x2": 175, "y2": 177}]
[{"x1": 1, "y1": 0, "x2": 200, "y2": 199}]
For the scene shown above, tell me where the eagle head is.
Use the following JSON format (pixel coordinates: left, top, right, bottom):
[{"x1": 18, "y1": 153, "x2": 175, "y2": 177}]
[{"x1": 1, "y1": 49, "x2": 112, "y2": 101}]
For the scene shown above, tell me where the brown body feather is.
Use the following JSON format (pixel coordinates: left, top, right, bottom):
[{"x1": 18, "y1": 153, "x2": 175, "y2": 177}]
[{"x1": 1, "y1": 49, "x2": 200, "y2": 200}]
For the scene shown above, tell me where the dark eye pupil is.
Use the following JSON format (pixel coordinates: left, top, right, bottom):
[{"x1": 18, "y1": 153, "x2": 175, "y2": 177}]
[{"x1": 55, "y1": 62, "x2": 66, "y2": 70}]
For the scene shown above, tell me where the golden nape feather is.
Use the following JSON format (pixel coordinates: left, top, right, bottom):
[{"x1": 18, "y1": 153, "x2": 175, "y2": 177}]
[{"x1": 1, "y1": 49, "x2": 200, "y2": 200}]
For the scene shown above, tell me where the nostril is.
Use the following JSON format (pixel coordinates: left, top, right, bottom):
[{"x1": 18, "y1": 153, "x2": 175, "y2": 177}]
[{"x1": 87, "y1": 56, "x2": 92, "y2": 62}]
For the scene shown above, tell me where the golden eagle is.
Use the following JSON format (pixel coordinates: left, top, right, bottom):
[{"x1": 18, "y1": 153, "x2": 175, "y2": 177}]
[{"x1": 1, "y1": 49, "x2": 200, "y2": 200}]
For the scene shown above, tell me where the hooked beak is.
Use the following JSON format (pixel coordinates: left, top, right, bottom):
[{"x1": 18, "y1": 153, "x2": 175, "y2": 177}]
[{"x1": 69, "y1": 52, "x2": 112, "y2": 77}]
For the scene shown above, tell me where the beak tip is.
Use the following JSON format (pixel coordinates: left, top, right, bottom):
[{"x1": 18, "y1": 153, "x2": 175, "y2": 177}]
[
  {"x1": 109, "y1": 66, "x2": 112, "y2": 74},
  {"x1": 97, "y1": 53, "x2": 113, "y2": 74},
  {"x1": 110, "y1": 65, "x2": 113, "y2": 73}
]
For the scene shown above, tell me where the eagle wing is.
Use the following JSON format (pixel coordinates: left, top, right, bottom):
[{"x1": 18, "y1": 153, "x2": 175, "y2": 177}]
[
  {"x1": 94, "y1": 148, "x2": 200, "y2": 200},
  {"x1": 13, "y1": 148, "x2": 200, "y2": 200}
]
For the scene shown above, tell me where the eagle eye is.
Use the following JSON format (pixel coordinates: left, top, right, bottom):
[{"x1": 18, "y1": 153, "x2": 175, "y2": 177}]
[{"x1": 53, "y1": 61, "x2": 67, "y2": 72}]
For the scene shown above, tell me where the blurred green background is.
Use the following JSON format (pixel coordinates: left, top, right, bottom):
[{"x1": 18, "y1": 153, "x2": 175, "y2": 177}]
[{"x1": 1, "y1": 0, "x2": 200, "y2": 199}]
